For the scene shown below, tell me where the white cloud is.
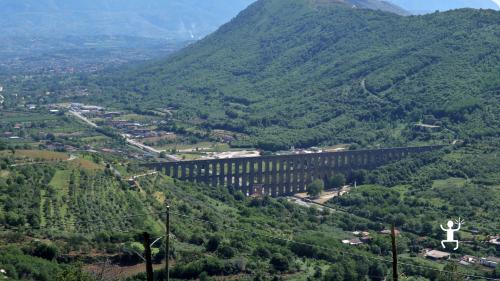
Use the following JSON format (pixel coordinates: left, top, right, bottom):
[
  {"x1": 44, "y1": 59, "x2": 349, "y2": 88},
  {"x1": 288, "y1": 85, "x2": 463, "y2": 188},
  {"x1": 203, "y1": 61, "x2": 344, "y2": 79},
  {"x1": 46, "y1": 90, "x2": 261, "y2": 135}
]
[{"x1": 492, "y1": 0, "x2": 500, "y2": 8}]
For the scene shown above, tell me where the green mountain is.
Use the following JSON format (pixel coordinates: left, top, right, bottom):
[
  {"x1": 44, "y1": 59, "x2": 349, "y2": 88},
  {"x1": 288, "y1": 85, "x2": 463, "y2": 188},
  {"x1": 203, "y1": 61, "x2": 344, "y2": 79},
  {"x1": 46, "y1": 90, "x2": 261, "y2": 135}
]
[{"x1": 94, "y1": 0, "x2": 500, "y2": 150}]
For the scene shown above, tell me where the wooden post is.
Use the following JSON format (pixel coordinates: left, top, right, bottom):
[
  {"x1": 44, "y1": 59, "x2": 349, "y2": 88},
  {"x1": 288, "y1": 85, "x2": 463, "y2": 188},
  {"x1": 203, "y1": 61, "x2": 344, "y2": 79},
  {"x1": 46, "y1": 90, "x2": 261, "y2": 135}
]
[
  {"x1": 143, "y1": 232, "x2": 154, "y2": 281},
  {"x1": 166, "y1": 205, "x2": 170, "y2": 281},
  {"x1": 391, "y1": 224, "x2": 398, "y2": 281}
]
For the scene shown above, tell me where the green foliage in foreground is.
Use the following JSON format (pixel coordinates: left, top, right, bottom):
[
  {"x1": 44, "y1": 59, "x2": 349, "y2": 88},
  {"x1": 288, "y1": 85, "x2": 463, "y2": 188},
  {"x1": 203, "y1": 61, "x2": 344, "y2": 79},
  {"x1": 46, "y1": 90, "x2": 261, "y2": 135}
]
[
  {"x1": 0, "y1": 247, "x2": 93, "y2": 281},
  {"x1": 0, "y1": 161, "x2": 159, "y2": 235},
  {"x1": 90, "y1": 0, "x2": 500, "y2": 150},
  {"x1": 1, "y1": 142, "x2": 498, "y2": 280}
]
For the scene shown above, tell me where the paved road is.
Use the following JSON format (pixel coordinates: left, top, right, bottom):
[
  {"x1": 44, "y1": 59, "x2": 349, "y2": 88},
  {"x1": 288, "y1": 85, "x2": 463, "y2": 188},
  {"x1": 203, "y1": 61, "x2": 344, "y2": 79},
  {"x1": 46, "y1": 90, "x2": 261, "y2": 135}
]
[
  {"x1": 69, "y1": 110, "x2": 97, "y2": 128},
  {"x1": 68, "y1": 110, "x2": 180, "y2": 160},
  {"x1": 123, "y1": 135, "x2": 161, "y2": 155},
  {"x1": 288, "y1": 194, "x2": 349, "y2": 213},
  {"x1": 128, "y1": 171, "x2": 158, "y2": 181}
]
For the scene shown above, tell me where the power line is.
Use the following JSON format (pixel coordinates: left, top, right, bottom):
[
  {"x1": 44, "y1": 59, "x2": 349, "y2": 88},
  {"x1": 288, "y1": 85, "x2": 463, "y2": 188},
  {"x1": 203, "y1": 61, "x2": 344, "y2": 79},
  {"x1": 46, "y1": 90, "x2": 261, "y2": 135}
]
[
  {"x1": 2, "y1": 208, "x2": 497, "y2": 280},
  {"x1": 169, "y1": 210, "x2": 499, "y2": 281},
  {"x1": 0, "y1": 211, "x2": 165, "y2": 233}
]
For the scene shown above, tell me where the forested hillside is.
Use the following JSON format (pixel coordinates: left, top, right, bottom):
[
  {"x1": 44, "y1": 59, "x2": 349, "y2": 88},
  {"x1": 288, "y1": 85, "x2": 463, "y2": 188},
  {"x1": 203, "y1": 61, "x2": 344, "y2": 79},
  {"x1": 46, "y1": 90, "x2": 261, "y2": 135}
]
[
  {"x1": 91, "y1": 0, "x2": 500, "y2": 151},
  {"x1": 1, "y1": 142, "x2": 498, "y2": 280}
]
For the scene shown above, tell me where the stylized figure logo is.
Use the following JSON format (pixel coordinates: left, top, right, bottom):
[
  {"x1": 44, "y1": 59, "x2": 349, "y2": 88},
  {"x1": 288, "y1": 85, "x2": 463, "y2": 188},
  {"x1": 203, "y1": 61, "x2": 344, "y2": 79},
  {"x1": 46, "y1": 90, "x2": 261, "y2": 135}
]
[{"x1": 440, "y1": 217, "x2": 463, "y2": 250}]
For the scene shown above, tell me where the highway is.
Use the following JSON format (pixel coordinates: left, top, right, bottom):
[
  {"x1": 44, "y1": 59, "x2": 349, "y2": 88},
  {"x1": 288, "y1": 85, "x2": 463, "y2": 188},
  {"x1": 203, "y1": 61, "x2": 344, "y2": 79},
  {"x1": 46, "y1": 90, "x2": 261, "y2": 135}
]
[
  {"x1": 69, "y1": 110, "x2": 98, "y2": 128},
  {"x1": 68, "y1": 109, "x2": 179, "y2": 160}
]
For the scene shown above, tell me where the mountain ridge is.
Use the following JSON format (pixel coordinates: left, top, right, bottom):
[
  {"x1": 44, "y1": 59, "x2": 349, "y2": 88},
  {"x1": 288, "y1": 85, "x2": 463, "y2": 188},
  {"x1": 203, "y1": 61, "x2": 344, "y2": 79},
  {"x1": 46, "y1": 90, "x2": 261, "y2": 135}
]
[
  {"x1": 388, "y1": 0, "x2": 500, "y2": 14},
  {"x1": 91, "y1": 0, "x2": 500, "y2": 150}
]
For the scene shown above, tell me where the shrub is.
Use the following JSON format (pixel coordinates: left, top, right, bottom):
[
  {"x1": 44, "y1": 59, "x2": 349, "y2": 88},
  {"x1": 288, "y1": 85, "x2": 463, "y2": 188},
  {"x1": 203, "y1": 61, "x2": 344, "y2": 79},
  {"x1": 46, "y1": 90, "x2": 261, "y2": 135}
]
[
  {"x1": 216, "y1": 245, "x2": 235, "y2": 259},
  {"x1": 30, "y1": 242, "x2": 59, "y2": 261},
  {"x1": 205, "y1": 236, "x2": 221, "y2": 252},
  {"x1": 328, "y1": 174, "x2": 346, "y2": 189},
  {"x1": 307, "y1": 179, "x2": 324, "y2": 198},
  {"x1": 253, "y1": 247, "x2": 271, "y2": 259},
  {"x1": 270, "y1": 253, "x2": 290, "y2": 272}
]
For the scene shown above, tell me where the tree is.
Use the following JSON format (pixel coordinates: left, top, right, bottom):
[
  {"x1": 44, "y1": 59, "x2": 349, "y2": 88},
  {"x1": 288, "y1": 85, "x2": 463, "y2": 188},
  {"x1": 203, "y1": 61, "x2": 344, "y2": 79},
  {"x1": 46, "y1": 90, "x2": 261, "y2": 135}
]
[
  {"x1": 350, "y1": 169, "x2": 367, "y2": 185},
  {"x1": 205, "y1": 236, "x2": 221, "y2": 252},
  {"x1": 270, "y1": 253, "x2": 290, "y2": 272},
  {"x1": 253, "y1": 247, "x2": 271, "y2": 259},
  {"x1": 437, "y1": 262, "x2": 465, "y2": 281},
  {"x1": 369, "y1": 262, "x2": 387, "y2": 281},
  {"x1": 307, "y1": 179, "x2": 324, "y2": 198},
  {"x1": 199, "y1": 271, "x2": 213, "y2": 281},
  {"x1": 216, "y1": 244, "x2": 235, "y2": 259},
  {"x1": 324, "y1": 264, "x2": 344, "y2": 281},
  {"x1": 422, "y1": 222, "x2": 434, "y2": 236},
  {"x1": 55, "y1": 265, "x2": 94, "y2": 281},
  {"x1": 31, "y1": 242, "x2": 59, "y2": 261},
  {"x1": 328, "y1": 174, "x2": 346, "y2": 189}
]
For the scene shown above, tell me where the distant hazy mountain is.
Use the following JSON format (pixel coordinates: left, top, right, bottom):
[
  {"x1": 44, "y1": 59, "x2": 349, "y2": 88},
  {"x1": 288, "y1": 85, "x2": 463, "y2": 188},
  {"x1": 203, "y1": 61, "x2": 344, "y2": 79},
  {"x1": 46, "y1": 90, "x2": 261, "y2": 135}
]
[
  {"x1": 0, "y1": 0, "x2": 254, "y2": 40},
  {"x1": 388, "y1": 0, "x2": 500, "y2": 14}
]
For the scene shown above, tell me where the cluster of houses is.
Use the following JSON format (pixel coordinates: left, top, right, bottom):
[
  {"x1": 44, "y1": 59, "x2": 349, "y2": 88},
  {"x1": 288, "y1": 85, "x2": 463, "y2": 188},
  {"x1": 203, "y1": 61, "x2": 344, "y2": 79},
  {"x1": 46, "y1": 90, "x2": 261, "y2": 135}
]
[
  {"x1": 43, "y1": 141, "x2": 77, "y2": 152},
  {"x1": 342, "y1": 231, "x2": 372, "y2": 246},
  {"x1": 63, "y1": 103, "x2": 172, "y2": 139},
  {"x1": 423, "y1": 250, "x2": 498, "y2": 270},
  {"x1": 342, "y1": 229, "x2": 498, "y2": 270},
  {"x1": 342, "y1": 228, "x2": 404, "y2": 246},
  {"x1": 69, "y1": 103, "x2": 104, "y2": 113},
  {"x1": 425, "y1": 250, "x2": 499, "y2": 269},
  {"x1": 2, "y1": 122, "x2": 29, "y2": 140},
  {"x1": 105, "y1": 120, "x2": 170, "y2": 139},
  {"x1": 489, "y1": 235, "x2": 500, "y2": 246}
]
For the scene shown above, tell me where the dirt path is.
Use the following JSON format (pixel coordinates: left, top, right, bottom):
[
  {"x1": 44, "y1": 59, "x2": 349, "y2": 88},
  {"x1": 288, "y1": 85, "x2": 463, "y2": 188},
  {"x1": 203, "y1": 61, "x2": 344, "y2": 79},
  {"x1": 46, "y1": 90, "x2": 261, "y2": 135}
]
[
  {"x1": 85, "y1": 262, "x2": 165, "y2": 280},
  {"x1": 360, "y1": 79, "x2": 383, "y2": 102},
  {"x1": 10, "y1": 154, "x2": 77, "y2": 167}
]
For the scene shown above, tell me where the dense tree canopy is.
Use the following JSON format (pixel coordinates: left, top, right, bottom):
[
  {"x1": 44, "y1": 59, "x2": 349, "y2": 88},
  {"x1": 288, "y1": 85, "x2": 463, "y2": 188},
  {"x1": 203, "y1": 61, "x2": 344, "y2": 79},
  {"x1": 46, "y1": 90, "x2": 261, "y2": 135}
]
[{"x1": 90, "y1": 0, "x2": 500, "y2": 150}]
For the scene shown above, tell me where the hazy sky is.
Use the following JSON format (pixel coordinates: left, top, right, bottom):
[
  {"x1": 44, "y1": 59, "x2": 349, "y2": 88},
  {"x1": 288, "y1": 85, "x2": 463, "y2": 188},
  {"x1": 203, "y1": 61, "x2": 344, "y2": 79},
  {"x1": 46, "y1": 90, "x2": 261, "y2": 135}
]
[{"x1": 492, "y1": 0, "x2": 500, "y2": 6}]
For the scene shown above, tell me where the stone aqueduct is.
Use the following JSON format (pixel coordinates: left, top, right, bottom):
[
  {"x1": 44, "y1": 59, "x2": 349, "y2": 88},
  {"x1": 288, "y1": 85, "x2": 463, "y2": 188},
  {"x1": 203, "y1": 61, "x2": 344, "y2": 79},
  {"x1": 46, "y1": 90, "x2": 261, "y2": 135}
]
[{"x1": 143, "y1": 146, "x2": 442, "y2": 197}]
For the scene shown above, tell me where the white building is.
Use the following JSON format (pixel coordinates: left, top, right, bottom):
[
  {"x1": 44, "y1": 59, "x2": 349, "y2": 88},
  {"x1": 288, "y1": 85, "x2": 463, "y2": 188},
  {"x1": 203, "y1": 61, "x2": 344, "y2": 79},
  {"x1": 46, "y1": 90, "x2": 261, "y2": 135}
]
[{"x1": 480, "y1": 257, "x2": 499, "y2": 268}]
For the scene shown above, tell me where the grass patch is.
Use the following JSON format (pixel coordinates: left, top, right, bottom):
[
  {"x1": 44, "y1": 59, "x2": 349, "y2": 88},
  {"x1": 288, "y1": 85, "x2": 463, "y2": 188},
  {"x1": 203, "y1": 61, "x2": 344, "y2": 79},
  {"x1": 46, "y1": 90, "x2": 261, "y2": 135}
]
[
  {"x1": 0, "y1": 170, "x2": 10, "y2": 178},
  {"x1": 154, "y1": 191, "x2": 165, "y2": 204},
  {"x1": 0, "y1": 150, "x2": 69, "y2": 161},
  {"x1": 0, "y1": 112, "x2": 59, "y2": 123},
  {"x1": 432, "y1": 178, "x2": 467, "y2": 189},
  {"x1": 49, "y1": 170, "x2": 71, "y2": 197},
  {"x1": 70, "y1": 159, "x2": 103, "y2": 171}
]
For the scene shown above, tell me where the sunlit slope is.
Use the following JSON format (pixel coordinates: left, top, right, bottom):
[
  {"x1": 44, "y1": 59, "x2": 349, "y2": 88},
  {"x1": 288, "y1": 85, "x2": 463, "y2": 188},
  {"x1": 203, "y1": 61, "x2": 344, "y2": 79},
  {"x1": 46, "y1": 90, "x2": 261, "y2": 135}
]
[{"x1": 95, "y1": 0, "x2": 500, "y2": 150}]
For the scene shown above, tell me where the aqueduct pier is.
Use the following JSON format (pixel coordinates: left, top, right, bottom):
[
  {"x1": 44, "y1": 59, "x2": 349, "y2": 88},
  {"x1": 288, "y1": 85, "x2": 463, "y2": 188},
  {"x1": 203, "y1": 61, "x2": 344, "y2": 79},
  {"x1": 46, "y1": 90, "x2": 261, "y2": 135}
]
[{"x1": 142, "y1": 145, "x2": 443, "y2": 197}]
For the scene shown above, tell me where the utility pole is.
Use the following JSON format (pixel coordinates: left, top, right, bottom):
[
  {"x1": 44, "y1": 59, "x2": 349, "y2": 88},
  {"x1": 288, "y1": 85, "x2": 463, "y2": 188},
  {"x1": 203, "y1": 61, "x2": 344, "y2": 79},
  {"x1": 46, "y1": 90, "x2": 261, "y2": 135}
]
[
  {"x1": 391, "y1": 224, "x2": 398, "y2": 281},
  {"x1": 143, "y1": 232, "x2": 154, "y2": 281},
  {"x1": 166, "y1": 205, "x2": 170, "y2": 281}
]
